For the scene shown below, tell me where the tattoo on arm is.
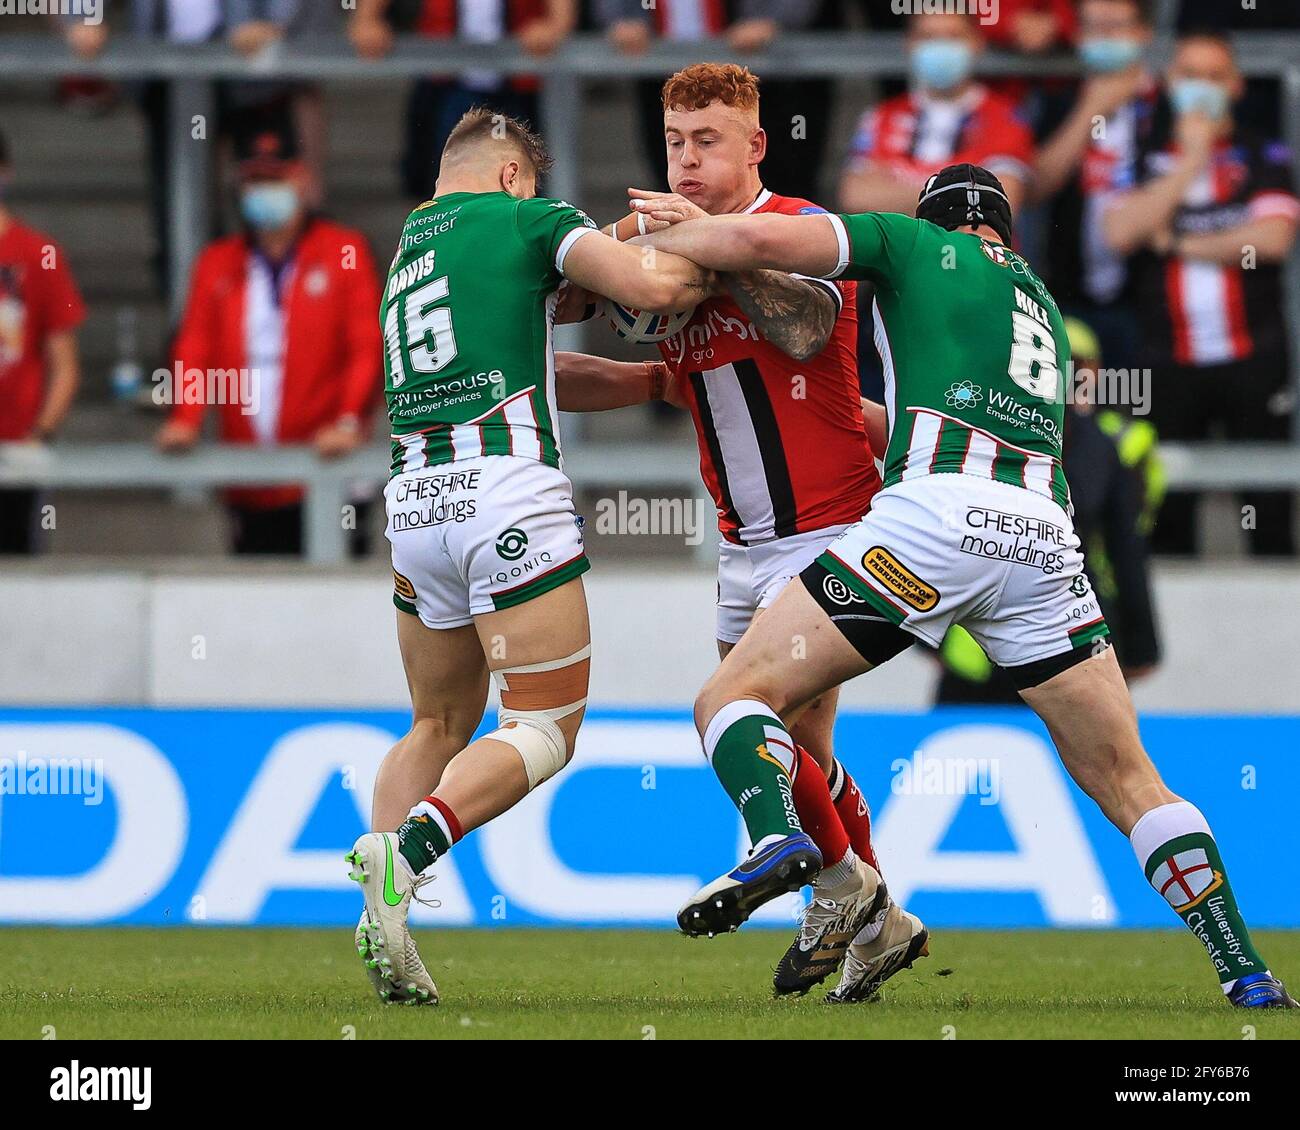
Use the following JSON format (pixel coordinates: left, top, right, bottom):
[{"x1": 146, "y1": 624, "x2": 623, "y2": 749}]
[{"x1": 722, "y1": 270, "x2": 837, "y2": 362}]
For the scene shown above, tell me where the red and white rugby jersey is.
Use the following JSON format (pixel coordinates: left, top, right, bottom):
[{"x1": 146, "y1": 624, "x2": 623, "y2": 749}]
[
  {"x1": 1124, "y1": 131, "x2": 1300, "y2": 366},
  {"x1": 845, "y1": 84, "x2": 1035, "y2": 191},
  {"x1": 659, "y1": 189, "x2": 882, "y2": 547}
]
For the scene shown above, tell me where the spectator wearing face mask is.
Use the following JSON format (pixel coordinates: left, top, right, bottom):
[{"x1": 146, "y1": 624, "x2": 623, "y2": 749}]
[
  {"x1": 156, "y1": 129, "x2": 383, "y2": 557},
  {"x1": 839, "y1": 9, "x2": 1035, "y2": 218},
  {"x1": 839, "y1": 9, "x2": 1034, "y2": 400},
  {"x1": 1103, "y1": 30, "x2": 1299, "y2": 558},
  {"x1": 1033, "y1": 0, "x2": 1158, "y2": 365}
]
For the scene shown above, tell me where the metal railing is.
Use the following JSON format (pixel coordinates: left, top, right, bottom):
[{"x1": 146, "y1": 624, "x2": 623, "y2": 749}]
[
  {"x1": 3, "y1": 32, "x2": 1300, "y2": 562},
  {"x1": 3, "y1": 440, "x2": 1299, "y2": 563},
  {"x1": 2, "y1": 30, "x2": 1299, "y2": 323}
]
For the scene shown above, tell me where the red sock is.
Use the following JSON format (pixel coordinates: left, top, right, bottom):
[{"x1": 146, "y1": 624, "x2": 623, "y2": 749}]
[
  {"x1": 791, "y1": 745, "x2": 850, "y2": 865},
  {"x1": 827, "y1": 758, "x2": 880, "y2": 874}
]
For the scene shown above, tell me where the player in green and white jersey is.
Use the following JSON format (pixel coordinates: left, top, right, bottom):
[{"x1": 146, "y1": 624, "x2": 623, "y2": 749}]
[
  {"x1": 347, "y1": 109, "x2": 710, "y2": 1005},
  {"x1": 638, "y1": 163, "x2": 1294, "y2": 1009}
]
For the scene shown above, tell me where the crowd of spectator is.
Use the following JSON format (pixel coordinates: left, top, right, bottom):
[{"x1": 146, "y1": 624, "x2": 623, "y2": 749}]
[{"x1": 0, "y1": 0, "x2": 1298, "y2": 559}]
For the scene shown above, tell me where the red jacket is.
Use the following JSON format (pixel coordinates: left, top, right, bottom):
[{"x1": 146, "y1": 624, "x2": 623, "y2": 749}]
[{"x1": 169, "y1": 218, "x2": 382, "y2": 509}]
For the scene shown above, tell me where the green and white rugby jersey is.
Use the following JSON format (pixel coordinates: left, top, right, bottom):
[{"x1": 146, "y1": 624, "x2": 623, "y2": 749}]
[
  {"x1": 827, "y1": 212, "x2": 1072, "y2": 510},
  {"x1": 383, "y1": 191, "x2": 598, "y2": 476}
]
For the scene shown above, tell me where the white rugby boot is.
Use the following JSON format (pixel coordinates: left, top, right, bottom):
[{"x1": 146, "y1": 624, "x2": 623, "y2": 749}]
[
  {"x1": 773, "y1": 856, "x2": 882, "y2": 996},
  {"x1": 826, "y1": 885, "x2": 929, "y2": 1004},
  {"x1": 346, "y1": 832, "x2": 438, "y2": 1005}
]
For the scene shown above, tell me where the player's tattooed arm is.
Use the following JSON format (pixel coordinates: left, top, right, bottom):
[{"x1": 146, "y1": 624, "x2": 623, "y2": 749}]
[{"x1": 722, "y1": 271, "x2": 838, "y2": 362}]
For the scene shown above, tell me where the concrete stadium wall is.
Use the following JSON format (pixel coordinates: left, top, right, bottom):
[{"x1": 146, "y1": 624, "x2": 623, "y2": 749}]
[{"x1": 1, "y1": 563, "x2": 1297, "y2": 712}]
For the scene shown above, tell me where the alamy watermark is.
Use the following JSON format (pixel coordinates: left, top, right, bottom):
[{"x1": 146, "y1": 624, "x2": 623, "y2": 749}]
[
  {"x1": 1, "y1": 753, "x2": 103, "y2": 806},
  {"x1": 891, "y1": 750, "x2": 1001, "y2": 806},
  {"x1": 1065, "y1": 362, "x2": 1152, "y2": 416},
  {"x1": 152, "y1": 364, "x2": 261, "y2": 415},
  {"x1": 0, "y1": 0, "x2": 103, "y2": 23},
  {"x1": 891, "y1": 0, "x2": 999, "y2": 26},
  {"x1": 592, "y1": 491, "x2": 710, "y2": 547}
]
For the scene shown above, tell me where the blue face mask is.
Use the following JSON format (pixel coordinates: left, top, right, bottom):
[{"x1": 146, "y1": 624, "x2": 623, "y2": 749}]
[
  {"x1": 1168, "y1": 78, "x2": 1230, "y2": 120},
  {"x1": 1079, "y1": 36, "x2": 1143, "y2": 74},
  {"x1": 241, "y1": 183, "x2": 299, "y2": 231},
  {"x1": 911, "y1": 39, "x2": 974, "y2": 93}
]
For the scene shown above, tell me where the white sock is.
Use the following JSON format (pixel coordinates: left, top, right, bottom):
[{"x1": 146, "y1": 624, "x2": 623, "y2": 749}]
[
  {"x1": 1128, "y1": 800, "x2": 1211, "y2": 871},
  {"x1": 815, "y1": 847, "x2": 858, "y2": 890}
]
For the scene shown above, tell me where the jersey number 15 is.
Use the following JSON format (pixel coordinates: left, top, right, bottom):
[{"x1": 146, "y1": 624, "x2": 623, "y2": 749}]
[{"x1": 385, "y1": 276, "x2": 459, "y2": 387}]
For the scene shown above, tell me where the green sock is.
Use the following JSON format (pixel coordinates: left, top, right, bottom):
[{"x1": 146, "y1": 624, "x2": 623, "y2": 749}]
[
  {"x1": 703, "y1": 701, "x2": 803, "y2": 846},
  {"x1": 395, "y1": 807, "x2": 454, "y2": 875},
  {"x1": 1132, "y1": 802, "x2": 1268, "y2": 988}
]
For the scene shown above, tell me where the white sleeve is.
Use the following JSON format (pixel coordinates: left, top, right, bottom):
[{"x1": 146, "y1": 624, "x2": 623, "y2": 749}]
[
  {"x1": 819, "y1": 214, "x2": 851, "y2": 280},
  {"x1": 555, "y1": 225, "x2": 598, "y2": 274}
]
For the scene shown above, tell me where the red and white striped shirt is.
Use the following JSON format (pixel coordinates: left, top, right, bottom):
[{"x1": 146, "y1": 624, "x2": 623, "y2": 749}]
[
  {"x1": 1124, "y1": 134, "x2": 1299, "y2": 366},
  {"x1": 659, "y1": 190, "x2": 882, "y2": 546}
]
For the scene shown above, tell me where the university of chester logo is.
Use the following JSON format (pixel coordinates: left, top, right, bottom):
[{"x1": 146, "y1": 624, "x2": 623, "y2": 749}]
[
  {"x1": 945, "y1": 380, "x2": 984, "y2": 410},
  {"x1": 1069, "y1": 575, "x2": 1088, "y2": 597},
  {"x1": 495, "y1": 528, "x2": 529, "y2": 561}
]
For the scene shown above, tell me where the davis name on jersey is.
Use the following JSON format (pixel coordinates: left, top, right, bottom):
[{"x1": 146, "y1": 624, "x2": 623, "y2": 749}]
[{"x1": 382, "y1": 191, "x2": 596, "y2": 476}]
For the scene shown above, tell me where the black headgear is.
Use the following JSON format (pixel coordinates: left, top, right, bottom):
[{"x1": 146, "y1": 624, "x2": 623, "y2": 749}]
[{"x1": 915, "y1": 163, "x2": 1013, "y2": 245}]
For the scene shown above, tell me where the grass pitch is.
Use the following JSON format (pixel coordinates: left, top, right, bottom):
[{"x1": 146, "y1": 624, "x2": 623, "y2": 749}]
[{"x1": 3, "y1": 927, "x2": 1299, "y2": 1040}]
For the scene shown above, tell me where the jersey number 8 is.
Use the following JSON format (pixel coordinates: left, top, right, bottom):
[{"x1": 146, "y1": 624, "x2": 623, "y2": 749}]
[
  {"x1": 1007, "y1": 310, "x2": 1060, "y2": 401},
  {"x1": 385, "y1": 276, "x2": 459, "y2": 387}
]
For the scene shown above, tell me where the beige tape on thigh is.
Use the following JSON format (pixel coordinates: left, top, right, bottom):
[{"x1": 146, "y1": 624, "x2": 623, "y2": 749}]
[{"x1": 494, "y1": 644, "x2": 591, "y2": 722}]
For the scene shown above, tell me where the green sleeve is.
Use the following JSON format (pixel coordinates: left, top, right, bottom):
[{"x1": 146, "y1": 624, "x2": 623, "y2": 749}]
[
  {"x1": 514, "y1": 196, "x2": 600, "y2": 281},
  {"x1": 834, "y1": 212, "x2": 922, "y2": 288}
]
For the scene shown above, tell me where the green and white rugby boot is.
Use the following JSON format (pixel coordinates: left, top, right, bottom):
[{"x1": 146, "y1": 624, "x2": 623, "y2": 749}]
[{"x1": 346, "y1": 832, "x2": 438, "y2": 1005}]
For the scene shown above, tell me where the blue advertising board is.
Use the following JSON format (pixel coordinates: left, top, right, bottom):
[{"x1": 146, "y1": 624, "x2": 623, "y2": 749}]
[{"x1": 0, "y1": 708, "x2": 1295, "y2": 928}]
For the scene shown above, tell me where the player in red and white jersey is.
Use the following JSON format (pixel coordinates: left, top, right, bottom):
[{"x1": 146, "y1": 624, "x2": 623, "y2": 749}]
[
  {"x1": 555, "y1": 64, "x2": 926, "y2": 1000},
  {"x1": 656, "y1": 185, "x2": 879, "y2": 551}
]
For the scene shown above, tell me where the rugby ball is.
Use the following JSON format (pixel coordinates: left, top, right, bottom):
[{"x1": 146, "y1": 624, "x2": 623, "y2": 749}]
[{"x1": 603, "y1": 301, "x2": 693, "y2": 344}]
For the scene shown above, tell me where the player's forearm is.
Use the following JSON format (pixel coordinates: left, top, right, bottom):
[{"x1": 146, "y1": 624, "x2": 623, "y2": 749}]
[
  {"x1": 723, "y1": 271, "x2": 836, "y2": 362},
  {"x1": 637, "y1": 215, "x2": 775, "y2": 273},
  {"x1": 644, "y1": 252, "x2": 715, "y2": 313},
  {"x1": 604, "y1": 212, "x2": 646, "y2": 243},
  {"x1": 639, "y1": 213, "x2": 837, "y2": 277},
  {"x1": 553, "y1": 351, "x2": 666, "y2": 412},
  {"x1": 1178, "y1": 218, "x2": 1297, "y2": 265},
  {"x1": 860, "y1": 397, "x2": 887, "y2": 457}
]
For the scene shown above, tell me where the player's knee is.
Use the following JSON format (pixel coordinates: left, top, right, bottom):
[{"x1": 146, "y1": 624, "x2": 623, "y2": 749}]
[
  {"x1": 490, "y1": 645, "x2": 590, "y2": 791},
  {"x1": 694, "y1": 675, "x2": 780, "y2": 740},
  {"x1": 490, "y1": 712, "x2": 570, "y2": 790},
  {"x1": 407, "y1": 711, "x2": 474, "y2": 751},
  {"x1": 694, "y1": 671, "x2": 732, "y2": 736}
]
